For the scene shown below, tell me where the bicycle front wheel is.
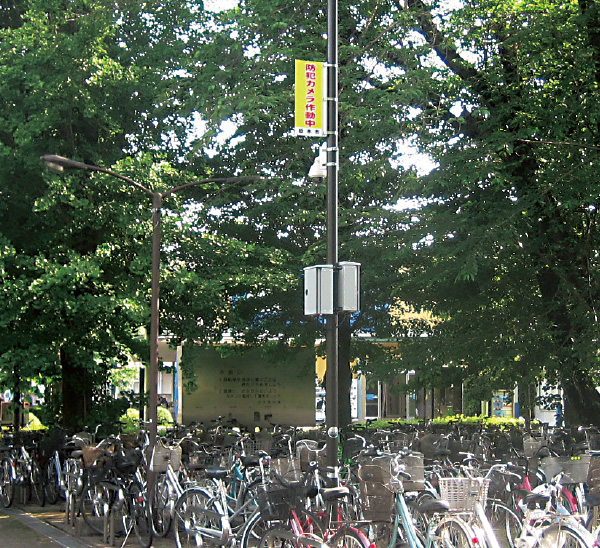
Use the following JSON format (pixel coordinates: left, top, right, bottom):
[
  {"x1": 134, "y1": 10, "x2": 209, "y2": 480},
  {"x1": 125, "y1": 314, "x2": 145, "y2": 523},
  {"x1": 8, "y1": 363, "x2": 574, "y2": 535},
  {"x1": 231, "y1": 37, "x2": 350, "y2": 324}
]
[
  {"x1": 0, "y1": 458, "x2": 14, "y2": 508},
  {"x1": 44, "y1": 459, "x2": 60, "y2": 505},
  {"x1": 150, "y1": 472, "x2": 173, "y2": 537},
  {"x1": 535, "y1": 523, "x2": 595, "y2": 548},
  {"x1": 173, "y1": 487, "x2": 228, "y2": 548},
  {"x1": 433, "y1": 515, "x2": 478, "y2": 548},
  {"x1": 239, "y1": 509, "x2": 282, "y2": 548},
  {"x1": 486, "y1": 499, "x2": 522, "y2": 548},
  {"x1": 257, "y1": 526, "x2": 299, "y2": 548},
  {"x1": 79, "y1": 478, "x2": 110, "y2": 535}
]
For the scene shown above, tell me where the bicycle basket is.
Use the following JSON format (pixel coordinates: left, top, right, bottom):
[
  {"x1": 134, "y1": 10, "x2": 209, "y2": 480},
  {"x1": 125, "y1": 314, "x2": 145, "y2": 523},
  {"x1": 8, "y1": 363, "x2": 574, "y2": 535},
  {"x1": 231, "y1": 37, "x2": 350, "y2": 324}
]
[
  {"x1": 149, "y1": 443, "x2": 182, "y2": 473},
  {"x1": 357, "y1": 454, "x2": 404, "y2": 522},
  {"x1": 186, "y1": 450, "x2": 218, "y2": 470},
  {"x1": 587, "y1": 431, "x2": 600, "y2": 452},
  {"x1": 357, "y1": 454, "x2": 404, "y2": 493},
  {"x1": 400, "y1": 453, "x2": 425, "y2": 491},
  {"x1": 523, "y1": 435, "x2": 548, "y2": 458},
  {"x1": 358, "y1": 465, "x2": 395, "y2": 521},
  {"x1": 82, "y1": 445, "x2": 104, "y2": 468},
  {"x1": 242, "y1": 438, "x2": 273, "y2": 456},
  {"x1": 296, "y1": 439, "x2": 322, "y2": 471},
  {"x1": 438, "y1": 477, "x2": 490, "y2": 512},
  {"x1": 587, "y1": 456, "x2": 600, "y2": 497},
  {"x1": 270, "y1": 457, "x2": 303, "y2": 482},
  {"x1": 257, "y1": 484, "x2": 308, "y2": 520},
  {"x1": 88, "y1": 455, "x2": 113, "y2": 483},
  {"x1": 540, "y1": 455, "x2": 590, "y2": 484},
  {"x1": 115, "y1": 447, "x2": 143, "y2": 476}
]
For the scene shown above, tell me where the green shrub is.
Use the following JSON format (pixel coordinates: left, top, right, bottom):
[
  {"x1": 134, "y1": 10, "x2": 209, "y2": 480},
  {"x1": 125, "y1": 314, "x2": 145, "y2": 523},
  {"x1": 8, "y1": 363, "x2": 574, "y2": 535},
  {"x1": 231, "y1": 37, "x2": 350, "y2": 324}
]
[
  {"x1": 26, "y1": 412, "x2": 45, "y2": 430},
  {"x1": 119, "y1": 407, "x2": 174, "y2": 434},
  {"x1": 351, "y1": 414, "x2": 524, "y2": 430}
]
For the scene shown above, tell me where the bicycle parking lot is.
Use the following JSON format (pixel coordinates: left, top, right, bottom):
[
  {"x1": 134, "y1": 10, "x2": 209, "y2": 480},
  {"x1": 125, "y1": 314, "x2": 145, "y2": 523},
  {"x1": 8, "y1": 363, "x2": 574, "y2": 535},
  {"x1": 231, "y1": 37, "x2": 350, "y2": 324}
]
[{"x1": 1, "y1": 420, "x2": 600, "y2": 548}]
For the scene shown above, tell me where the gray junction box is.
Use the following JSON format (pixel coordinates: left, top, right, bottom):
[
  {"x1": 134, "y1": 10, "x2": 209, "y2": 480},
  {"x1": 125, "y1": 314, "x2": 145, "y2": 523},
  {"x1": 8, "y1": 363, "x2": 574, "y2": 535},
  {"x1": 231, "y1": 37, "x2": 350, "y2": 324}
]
[
  {"x1": 304, "y1": 262, "x2": 360, "y2": 316},
  {"x1": 304, "y1": 265, "x2": 334, "y2": 316}
]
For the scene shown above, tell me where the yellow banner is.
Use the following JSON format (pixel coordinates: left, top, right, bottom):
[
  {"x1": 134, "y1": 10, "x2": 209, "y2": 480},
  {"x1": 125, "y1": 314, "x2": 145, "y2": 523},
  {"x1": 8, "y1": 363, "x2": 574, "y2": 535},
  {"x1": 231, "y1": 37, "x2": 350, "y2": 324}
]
[{"x1": 294, "y1": 60, "x2": 326, "y2": 137}]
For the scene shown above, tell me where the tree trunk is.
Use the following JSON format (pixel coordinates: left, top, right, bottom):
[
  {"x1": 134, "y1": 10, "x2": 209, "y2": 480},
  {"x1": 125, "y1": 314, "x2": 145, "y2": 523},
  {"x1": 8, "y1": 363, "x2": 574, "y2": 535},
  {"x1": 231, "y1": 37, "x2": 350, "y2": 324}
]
[
  {"x1": 60, "y1": 349, "x2": 91, "y2": 429},
  {"x1": 12, "y1": 384, "x2": 20, "y2": 432},
  {"x1": 560, "y1": 368, "x2": 600, "y2": 426},
  {"x1": 535, "y1": 256, "x2": 600, "y2": 426}
]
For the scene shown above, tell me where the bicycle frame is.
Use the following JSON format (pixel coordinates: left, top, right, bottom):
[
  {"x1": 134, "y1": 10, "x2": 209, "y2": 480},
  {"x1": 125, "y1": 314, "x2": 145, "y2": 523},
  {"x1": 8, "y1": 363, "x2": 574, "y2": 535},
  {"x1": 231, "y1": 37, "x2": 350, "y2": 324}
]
[
  {"x1": 514, "y1": 475, "x2": 595, "y2": 548},
  {"x1": 286, "y1": 504, "x2": 371, "y2": 548},
  {"x1": 395, "y1": 492, "x2": 425, "y2": 548},
  {"x1": 473, "y1": 500, "x2": 502, "y2": 548}
]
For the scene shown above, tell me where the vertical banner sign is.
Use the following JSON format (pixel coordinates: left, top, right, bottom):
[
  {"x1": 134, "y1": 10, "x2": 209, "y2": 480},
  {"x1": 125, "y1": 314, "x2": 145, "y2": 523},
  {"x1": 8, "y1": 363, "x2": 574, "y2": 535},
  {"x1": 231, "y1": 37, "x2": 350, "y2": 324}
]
[{"x1": 294, "y1": 60, "x2": 327, "y2": 137}]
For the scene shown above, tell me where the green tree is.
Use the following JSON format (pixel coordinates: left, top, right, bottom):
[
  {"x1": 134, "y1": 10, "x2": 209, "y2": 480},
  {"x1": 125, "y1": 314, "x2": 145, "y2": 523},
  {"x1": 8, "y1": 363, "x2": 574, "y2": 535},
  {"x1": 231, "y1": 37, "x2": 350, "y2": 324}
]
[
  {"x1": 0, "y1": 0, "x2": 218, "y2": 428},
  {"x1": 179, "y1": 0, "x2": 600, "y2": 425},
  {"x1": 175, "y1": 0, "x2": 420, "y2": 426},
  {"x1": 385, "y1": 0, "x2": 600, "y2": 425}
]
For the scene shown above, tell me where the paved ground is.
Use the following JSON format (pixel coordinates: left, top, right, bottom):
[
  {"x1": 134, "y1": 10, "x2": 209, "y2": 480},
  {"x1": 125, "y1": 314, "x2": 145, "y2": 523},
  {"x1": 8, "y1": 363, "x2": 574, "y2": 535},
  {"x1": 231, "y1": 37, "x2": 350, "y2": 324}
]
[{"x1": 0, "y1": 497, "x2": 175, "y2": 548}]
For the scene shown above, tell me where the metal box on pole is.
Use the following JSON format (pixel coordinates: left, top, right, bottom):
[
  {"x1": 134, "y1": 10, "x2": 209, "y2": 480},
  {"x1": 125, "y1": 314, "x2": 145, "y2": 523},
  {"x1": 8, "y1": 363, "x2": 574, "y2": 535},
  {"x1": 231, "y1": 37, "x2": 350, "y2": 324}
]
[
  {"x1": 337, "y1": 261, "x2": 360, "y2": 312},
  {"x1": 304, "y1": 265, "x2": 334, "y2": 316}
]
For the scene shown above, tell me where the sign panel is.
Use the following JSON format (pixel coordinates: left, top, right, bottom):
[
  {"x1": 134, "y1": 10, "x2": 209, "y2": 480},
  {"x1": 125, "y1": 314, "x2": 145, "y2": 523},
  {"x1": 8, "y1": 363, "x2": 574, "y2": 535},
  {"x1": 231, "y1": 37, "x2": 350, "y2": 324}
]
[
  {"x1": 492, "y1": 391, "x2": 514, "y2": 418},
  {"x1": 294, "y1": 60, "x2": 326, "y2": 137},
  {"x1": 181, "y1": 346, "x2": 315, "y2": 427}
]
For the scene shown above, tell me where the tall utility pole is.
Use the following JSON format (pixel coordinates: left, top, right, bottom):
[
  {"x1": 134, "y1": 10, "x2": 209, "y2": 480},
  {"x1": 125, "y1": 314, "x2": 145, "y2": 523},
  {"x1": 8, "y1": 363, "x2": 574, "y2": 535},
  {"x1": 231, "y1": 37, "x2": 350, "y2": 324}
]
[{"x1": 325, "y1": 0, "x2": 340, "y2": 480}]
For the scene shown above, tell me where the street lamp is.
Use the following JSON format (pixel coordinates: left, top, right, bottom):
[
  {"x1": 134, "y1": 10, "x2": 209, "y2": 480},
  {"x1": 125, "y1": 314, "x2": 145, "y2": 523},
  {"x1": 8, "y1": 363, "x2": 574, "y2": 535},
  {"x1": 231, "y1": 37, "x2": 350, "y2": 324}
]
[{"x1": 41, "y1": 154, "x2": 256, "y2": 487}]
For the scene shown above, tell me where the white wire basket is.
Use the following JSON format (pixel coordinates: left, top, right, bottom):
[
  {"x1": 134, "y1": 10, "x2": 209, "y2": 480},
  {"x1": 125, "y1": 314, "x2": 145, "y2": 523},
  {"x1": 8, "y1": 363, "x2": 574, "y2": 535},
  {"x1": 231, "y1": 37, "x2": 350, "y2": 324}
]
[
  {"x1": 438, "y1": 477, "x2": 490, "y2": 512},
  {"x1": 149, "y1": 443, "x2": 182, "y2": 473},
  {"x1": 270, "y1": 457, "x2": 303, "y2": 482}
]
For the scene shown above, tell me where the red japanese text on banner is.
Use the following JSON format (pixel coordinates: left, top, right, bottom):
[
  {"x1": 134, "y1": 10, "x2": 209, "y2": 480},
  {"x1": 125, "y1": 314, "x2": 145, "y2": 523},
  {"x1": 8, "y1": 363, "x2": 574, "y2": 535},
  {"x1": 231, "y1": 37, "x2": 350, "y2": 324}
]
[{"x1": 294, "y1": 60, "x2": 327, "y2": 137}]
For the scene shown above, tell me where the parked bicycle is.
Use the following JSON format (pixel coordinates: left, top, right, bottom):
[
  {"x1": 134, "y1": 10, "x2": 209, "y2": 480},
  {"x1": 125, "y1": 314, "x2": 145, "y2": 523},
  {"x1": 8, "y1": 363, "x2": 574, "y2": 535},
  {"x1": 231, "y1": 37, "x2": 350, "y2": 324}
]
[
  {"x1": 78, "y1": 434, "x2": 152, "y2": 548},
  {"x1": 0, "y1": 429, "x2": 45, "y2": 508}
]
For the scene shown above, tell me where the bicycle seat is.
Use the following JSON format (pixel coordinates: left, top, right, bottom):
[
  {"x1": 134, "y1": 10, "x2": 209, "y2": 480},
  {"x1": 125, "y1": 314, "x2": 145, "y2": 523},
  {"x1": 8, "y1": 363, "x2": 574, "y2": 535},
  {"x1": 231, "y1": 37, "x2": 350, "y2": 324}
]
[
  {"x1": 205, "y1": 465, "x2": 229, "y2": 480},
  {"x1": 319, "y1": 486, "x2": 350, "y2": 501},
  {"x1": 525, "y1": 492, "x2": 550, "y2": 508},
  {"x1": 417, "y1": 499, "x2": 450, "y2": 515}
]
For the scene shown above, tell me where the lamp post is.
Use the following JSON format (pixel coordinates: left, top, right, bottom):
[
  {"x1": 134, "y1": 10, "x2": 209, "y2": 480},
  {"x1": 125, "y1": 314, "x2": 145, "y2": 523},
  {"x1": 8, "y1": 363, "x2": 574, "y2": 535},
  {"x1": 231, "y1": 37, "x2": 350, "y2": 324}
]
[{"x1": 41, "y1": 154, "x2": 254, "y2": 489}]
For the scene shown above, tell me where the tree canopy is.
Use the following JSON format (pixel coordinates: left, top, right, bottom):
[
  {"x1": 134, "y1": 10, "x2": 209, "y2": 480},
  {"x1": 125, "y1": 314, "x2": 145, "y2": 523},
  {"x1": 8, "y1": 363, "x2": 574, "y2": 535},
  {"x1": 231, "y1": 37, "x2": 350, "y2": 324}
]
[
  {"x1": 183, "y1": 0, "x2": 600, "y2": 425},
  {"x1": 2, "y1": 0, "x2": 600, "y2": 426}
]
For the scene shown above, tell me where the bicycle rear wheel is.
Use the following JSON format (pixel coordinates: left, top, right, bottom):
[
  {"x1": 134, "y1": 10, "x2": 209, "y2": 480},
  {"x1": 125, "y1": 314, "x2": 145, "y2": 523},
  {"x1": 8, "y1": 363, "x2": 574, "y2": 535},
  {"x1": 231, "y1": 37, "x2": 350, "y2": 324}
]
[
  {"x1": 410, "y1": 489, "x2": 438, "y2": 537},
  {"x1": 30, "y1": 459, "x2": 45, "y2": 506},
  {"x1": 130, "y1": 480, "x2": 153, "y2": 548},
  {"x1": 433, "y1": 515, "x2": 478, "y2": 548},
  {"x1": 0, "y1": 458, "x2": 14, "y2": 508}
]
